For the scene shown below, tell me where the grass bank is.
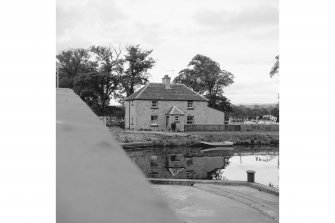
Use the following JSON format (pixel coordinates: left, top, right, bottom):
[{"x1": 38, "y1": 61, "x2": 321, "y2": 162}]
[{"x1": 109, "y1": 127, "x2": 279, "y2": 147}]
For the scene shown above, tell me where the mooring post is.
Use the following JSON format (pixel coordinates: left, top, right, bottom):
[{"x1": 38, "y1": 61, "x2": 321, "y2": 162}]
[{"x1": 246, "y1": 170, "x2": 256, "y2": 183}]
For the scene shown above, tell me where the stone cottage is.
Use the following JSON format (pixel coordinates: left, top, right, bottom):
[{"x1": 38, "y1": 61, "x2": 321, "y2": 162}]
[{"x1": 124, "y1": 75, "x2": 225, "y2": 131}]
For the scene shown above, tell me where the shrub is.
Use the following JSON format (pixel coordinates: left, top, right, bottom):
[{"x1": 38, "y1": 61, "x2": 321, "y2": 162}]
[{"x1": 118, "y1": 121, "x2": 125, "y2": 129}]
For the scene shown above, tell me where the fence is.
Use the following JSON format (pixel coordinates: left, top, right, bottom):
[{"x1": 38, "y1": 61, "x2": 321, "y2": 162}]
[
  {"x1": 184, "y1": 124, "x2": 278, "y2": 132},
  {"x1": 241, "y1": 124, "x2": 279, "y2": 132},
  {"x1": 184, "y1": 124, "x2": 225, "y2": 132}
]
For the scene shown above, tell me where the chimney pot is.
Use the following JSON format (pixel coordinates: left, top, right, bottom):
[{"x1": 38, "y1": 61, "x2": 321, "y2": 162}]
[{"x1": 162, "y1": 75, "x2": 171, "y2": 89}]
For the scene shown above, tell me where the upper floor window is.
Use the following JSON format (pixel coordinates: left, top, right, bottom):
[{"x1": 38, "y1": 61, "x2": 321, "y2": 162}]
[
  {"x1": 187, "y1": 116, "x2": 194, "y2": 124},
  {"x1": 131, "y1": 100, "x2": 134, "y2": 106},
  {"x1": 152, "y1": 100, "x2": 158, "y2": 108},
  {"x1": 187, "y1": 101, "x2": 193, "y2": 108},
  {"x1": 175, "y1": 116, "x2": 179, "y2": 122}
]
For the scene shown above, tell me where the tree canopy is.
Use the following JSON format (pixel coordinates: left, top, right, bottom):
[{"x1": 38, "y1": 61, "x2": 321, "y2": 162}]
[
  {"x1": 56, "y1": 45, "x2": 156, "y2": 116},
  {"x1": 121, "y1": 45, "x2": 156, "y2": 97},
  {"x1": 73, "y1": 46, "x2": 124, "y2": 116},
  {"x1": 56, "y1": 48, "x2": 93, "y2": 88},
  {"x1": 173, "y1": 54, "x2": 234, "y2": 112},
  {"x1": 270, "y1": 55, "x2": 279, "y2": 77}
]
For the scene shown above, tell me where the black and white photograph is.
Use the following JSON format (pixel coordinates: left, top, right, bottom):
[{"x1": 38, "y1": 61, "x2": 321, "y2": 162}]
[
  {"x1": 56, "y1": 0, "x2": 279, "y2": 222},
  {"x1": 3, "y1": 0, "x2": 335, "y2": 223}
]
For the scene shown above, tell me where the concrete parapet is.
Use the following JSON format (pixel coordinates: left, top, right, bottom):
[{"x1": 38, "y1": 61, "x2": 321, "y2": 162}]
[
  {"x1": 148, "y1": 178, "x2": 279, "y2": 196},
  {"x1": 57, "y1": 89, "x2": 182, "y2": 223}
]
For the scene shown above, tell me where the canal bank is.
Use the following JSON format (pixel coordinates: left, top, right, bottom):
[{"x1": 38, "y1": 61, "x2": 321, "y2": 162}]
[{"x1": 109, "y1": 127, "x2": 279, "y2": 147}]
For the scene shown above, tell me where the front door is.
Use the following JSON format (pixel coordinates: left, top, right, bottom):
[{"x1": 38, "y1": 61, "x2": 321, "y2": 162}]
[{"x1": 166, "y1": 116, "x2": 169, "y2": 130}]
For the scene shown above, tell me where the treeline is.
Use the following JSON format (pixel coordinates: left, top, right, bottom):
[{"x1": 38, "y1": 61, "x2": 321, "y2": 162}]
[
  {"x1": 227, "y1": 104, "x2": 279, "y2": 122},
  {"x1": 56, "y1": 45, "x2": 155, "y2": 116},
  {"x1": 57, "y1": 45, "x2": 237, "y2": 117}
]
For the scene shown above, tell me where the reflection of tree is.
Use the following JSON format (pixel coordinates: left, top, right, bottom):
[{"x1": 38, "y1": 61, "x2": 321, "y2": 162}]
[
  {"x1": 208, "y1": 169, "x2": 229, "y2": 180},
  {"x1": 207, "y1": 157, "x2": 231, "y2": 180},
  {"x1": 255, "y1": 154, "x2": 277, "y2": 162}
]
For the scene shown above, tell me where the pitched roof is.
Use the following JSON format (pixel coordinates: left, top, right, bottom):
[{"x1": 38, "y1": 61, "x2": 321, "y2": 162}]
[
  {"x1": 166, "y1": 106, "x2": 184, "y2": 116},
  {"x1": 125, "y1": 83, "x2": 208, "y2": 101}
]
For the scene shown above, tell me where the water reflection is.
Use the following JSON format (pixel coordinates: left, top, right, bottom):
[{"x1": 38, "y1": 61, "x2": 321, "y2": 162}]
[{"x1": 126, "y1": 146, "x2": 279, "y2": 188}]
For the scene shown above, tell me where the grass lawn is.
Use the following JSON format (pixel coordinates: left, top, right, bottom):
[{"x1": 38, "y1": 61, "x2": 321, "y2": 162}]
[{"x1": 109, "y1": 127, "x2": 279, "y2": 146}]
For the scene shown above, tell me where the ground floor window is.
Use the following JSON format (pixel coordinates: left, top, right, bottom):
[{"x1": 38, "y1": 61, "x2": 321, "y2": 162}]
[
  {"x1": 187, "y1": 116, "x2": 194, "y2": 124},
  {"x1": 150, "y1": 155, "x2": 158, "y2": 167},
  {"x1": 151, "y1": 115, "x2": 158, "y2": 126}
]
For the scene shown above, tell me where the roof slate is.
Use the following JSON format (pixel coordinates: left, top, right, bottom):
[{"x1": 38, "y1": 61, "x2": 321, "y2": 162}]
[{"x1": 125, "y1": 83, "x2": 208, "y2": 101}]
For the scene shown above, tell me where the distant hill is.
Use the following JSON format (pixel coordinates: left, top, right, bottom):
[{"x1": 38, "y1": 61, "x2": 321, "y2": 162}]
[{"x1": 234, "y1": 103, "x2": 278, "y2": 109}]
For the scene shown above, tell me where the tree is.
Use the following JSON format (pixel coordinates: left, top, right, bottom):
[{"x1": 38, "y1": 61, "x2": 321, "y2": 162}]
[
  {"x1": 73, "y1": 46, "x2": 124, "y2": 116},
  {"x1": 205, "y1": 93, "x2": 233, "y2": 112},
  {"x1": 173, "y1": 54, "x2": 234, "y2": 112},
  {"x1": 270, "y1": 55, "x2": 279, "y2": 77},
  {"x1": 56, "y1": 48, "x2": 93, "y2": 88},
  {"x1": 270, "y1": 106, "x2": 279, "y2": 122},
  {"x1": 121, "y1": 45, "x2": 156, "y2": 97},
  {"x1": 269, "y1": 55, "x2": 279, "y2": 123}
]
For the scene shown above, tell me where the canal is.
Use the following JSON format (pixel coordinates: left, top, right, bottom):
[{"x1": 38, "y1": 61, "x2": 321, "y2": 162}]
[{"x1": 125, "y1": 145, "x2": 279, "y2": 188}]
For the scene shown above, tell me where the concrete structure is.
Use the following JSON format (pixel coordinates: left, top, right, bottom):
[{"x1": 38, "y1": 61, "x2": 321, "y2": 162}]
[
  {"x1": 125, "y1": 75, "x2": 225, "y2": 131},
  {"x1": 57, "y1": 89, "x2": 182, "y2": 223},
  {"x1": 153, "y1": 184, "x2": 279, "y2": 223}
]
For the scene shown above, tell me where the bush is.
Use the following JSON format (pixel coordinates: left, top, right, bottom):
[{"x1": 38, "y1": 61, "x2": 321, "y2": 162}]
[{"x1": 118, "y1": 121, "x2": 125, "y2": 129}]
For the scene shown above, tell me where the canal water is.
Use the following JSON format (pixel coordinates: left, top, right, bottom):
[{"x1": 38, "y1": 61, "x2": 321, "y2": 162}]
[{"x1": 125, "y1": 145, "x2": 279, "y2": 188}]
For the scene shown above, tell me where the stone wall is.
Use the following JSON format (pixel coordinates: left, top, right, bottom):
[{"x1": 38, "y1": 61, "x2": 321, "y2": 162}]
[
  {"x1": 125, "y1": 100, "x2": 137, "y2": 130},
  {"x1": 206, "y1": 107, "x2": 225, "y2": 124}
]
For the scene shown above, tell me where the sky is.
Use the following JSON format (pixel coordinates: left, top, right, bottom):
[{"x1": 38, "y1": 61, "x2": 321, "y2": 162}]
[{"x1": 57, "y1": 0, "x2": 279, "y2": 105}]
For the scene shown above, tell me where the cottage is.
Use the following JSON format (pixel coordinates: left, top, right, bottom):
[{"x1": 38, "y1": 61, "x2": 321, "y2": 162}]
[{"x1": 124, "y1": 75, "x2": 225, "y2": 131}]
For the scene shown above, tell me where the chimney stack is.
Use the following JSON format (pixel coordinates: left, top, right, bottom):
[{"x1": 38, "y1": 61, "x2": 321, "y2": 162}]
[{"x1": 162, "y1": 75, "x2": 171, "y2": 89}]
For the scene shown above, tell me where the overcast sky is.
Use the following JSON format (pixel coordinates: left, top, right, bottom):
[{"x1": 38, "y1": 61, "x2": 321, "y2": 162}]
[{"x1": 57, "y1": 0, "x2": 279, "y2": 105}]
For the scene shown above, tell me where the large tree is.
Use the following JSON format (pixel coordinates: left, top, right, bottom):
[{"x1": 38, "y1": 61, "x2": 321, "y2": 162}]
[
  {"x1": 56, "y1": 48, "x2": 93, "y2": 88},
  {"x1": 173, "y1": 54, "x2": 234, "y2": 112},
  {"x1": 73, "y1": 46, "x2": 124, "y2": 116},
  {"x1": 121, "y1": 45, "x2": 156, "y2": 97},
  {"x1": 270, "y1": 55, "x2": 279, "y2": 77}
]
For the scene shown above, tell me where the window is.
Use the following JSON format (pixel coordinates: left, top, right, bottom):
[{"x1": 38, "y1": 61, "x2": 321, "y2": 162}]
[
  {"x1": 186, "y1": 171, "x2": 193, "y2": 179},
  {"x1": 175, "y1": 116, "x2": 179, "y2": 122},
  {"x1": 149, "y1": 171, "x2": 158, "y2": 178},
  {"x1": 150, "y1": 156, "x2": 158, "y2": 167},
  {"x1": 151, "y1": 115, "x2": 158, "y2": 126},
  {"x1": 187, "y1": 101, "x2": 193, "y2": 108},
  {"x1": 151, "y1": 100, "x2": 158, "y2": 108},
  {"x1": 187, "y1": 116, "x2": 194, "y2": 124},
  {"x1": 131, "y1": 117, "x2": 134, "y2": 125},
  {"x1": 131, "y1": 100, "x2": 134, "y2": 106}
]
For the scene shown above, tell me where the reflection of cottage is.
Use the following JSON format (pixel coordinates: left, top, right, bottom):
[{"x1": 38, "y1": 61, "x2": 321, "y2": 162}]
[
  {"x1": 128, "y1": 148, "x2": 233, "y2": 179},
  {"x1": 124, "y1": 75, "x2": 225, "y2": 131}
]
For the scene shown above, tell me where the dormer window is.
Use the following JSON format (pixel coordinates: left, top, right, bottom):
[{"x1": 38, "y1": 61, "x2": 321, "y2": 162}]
[
  {"x1": 187, "y1": 101, "x2": 193, "y2": 108},
  {"x1": 152, "y1": 100, "x2": 158, "y2": 108}
]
